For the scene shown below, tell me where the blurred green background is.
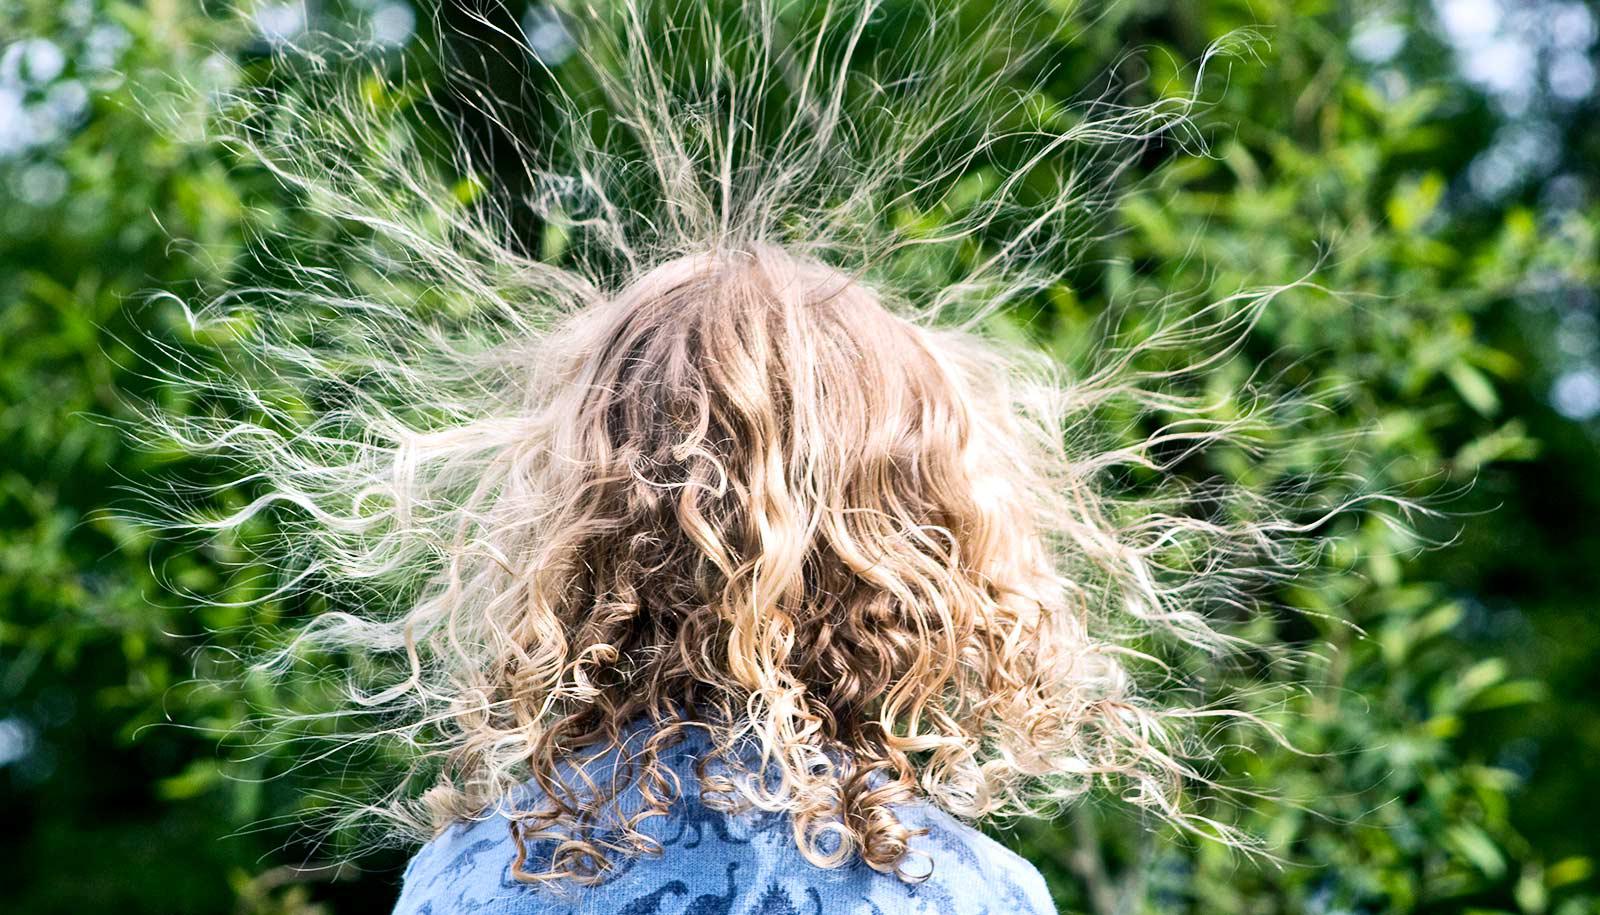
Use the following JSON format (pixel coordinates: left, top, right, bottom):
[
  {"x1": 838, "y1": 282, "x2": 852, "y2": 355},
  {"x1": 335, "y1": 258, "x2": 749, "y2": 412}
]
[{"x1": 2, "y1": 0, "x2": 1598, "y2": 912}]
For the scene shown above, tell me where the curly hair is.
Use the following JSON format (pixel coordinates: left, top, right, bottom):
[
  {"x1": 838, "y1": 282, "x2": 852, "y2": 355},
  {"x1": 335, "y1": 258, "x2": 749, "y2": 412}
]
[
  {"x1": 481, "y1": 245, "x2": 1136, "y2": 880},
  {"x1": 131, "y1": 0, "x2": 1379, "y2": 886}
]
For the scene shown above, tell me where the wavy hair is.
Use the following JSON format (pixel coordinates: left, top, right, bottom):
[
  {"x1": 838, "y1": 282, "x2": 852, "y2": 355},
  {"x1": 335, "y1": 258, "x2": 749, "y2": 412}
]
[{"x1": 132, "y1": 0, "x2": 1388, "y2": 885}]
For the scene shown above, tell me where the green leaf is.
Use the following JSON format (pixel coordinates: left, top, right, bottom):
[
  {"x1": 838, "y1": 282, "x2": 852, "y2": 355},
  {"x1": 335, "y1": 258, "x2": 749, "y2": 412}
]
[
  {"x1": 1546, "y1": 857, "x2": 1593, "y2": 889},
  {"x1": 1467, "y1": 680, "x2": 1550, "y2": 712},
  {"x1": 1386, "y1": 172, "x2": 1446, "y2": 233},
  {"x1": 1448, "y1": 824, "x2": 1509, "y2": 879},
  {"x1": 157, "y1": 760, "x2": 221, "y2": 801},
  {"x1": 1448, "y1": 361, "x2": 1501, "y2": 417}
]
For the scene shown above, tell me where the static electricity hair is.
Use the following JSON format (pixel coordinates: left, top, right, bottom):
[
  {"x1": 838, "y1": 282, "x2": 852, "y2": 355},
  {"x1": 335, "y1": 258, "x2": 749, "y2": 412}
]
[{"x1": 132, "y1": 0, "x2": 1388, "y2": 885}]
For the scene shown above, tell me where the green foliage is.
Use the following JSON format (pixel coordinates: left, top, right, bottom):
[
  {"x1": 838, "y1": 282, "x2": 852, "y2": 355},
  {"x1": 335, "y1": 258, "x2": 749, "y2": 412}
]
[{"x1": 1, "y1": 1, "x2": 1596, "y2": 913}]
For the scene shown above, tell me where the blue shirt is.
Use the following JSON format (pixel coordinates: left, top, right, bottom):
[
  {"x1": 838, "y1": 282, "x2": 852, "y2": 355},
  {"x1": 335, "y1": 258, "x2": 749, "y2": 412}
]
[{"x1": 391, "y1": 732, "x2": 1057, "y2": 914}]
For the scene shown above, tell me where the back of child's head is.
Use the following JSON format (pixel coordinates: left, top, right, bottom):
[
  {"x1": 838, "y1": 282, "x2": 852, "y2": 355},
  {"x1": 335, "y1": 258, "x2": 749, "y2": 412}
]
[{"x1": 488, "y1": 245, "x2": 1088, "y2": 878}]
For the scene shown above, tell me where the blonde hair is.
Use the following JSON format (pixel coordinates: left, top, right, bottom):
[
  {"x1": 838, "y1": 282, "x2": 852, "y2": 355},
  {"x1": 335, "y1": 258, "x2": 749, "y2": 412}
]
[{"x1": 134, "y1": 0, "x2": 1382, "y2": 885}]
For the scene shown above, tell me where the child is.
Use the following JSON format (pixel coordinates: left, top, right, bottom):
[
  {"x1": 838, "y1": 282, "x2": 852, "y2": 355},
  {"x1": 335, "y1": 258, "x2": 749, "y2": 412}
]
[
  {"x1": 147, "y1": 2, "x2": 1336, "y2": 912},
  {"x1": 389, "y1": 246, "x2": 1067, "y2": 911}
]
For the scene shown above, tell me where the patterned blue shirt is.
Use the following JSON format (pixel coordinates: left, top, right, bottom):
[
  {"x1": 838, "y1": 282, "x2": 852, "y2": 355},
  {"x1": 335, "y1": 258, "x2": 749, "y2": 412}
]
[{"x1": 391, "y1": 732, "x2": 1057, "y2": 914}]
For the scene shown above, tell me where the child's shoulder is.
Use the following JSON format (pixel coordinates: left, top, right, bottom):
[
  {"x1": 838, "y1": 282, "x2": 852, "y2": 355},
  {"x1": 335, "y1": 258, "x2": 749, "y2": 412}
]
[
  {"x1": 391, "y1": 812, "x2": 521, "y2": 914},
  {"x1": 898, "y1": 801, "x2": 1057, "y2": 914}
]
